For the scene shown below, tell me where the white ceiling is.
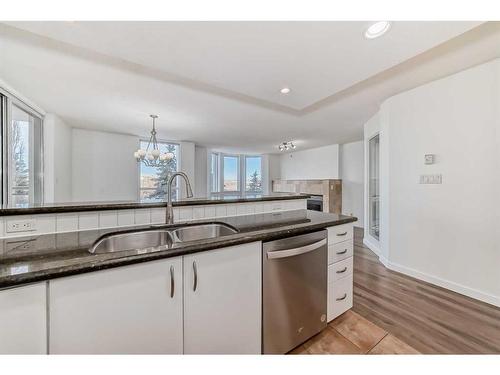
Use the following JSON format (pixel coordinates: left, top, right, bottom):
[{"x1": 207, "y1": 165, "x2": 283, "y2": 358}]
[
  {"x1": 3, "y1": 21, "x2": 482, "y2": 110},
  {"x1": 0, "y1": 21, "x2": 498, "y2": 153}
]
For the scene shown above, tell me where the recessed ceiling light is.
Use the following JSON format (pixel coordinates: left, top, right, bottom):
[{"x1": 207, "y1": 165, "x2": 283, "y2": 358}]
[
  {"x1": 364, "y1": 21, "x2": 391, "y2": 39},
  {"x1": 280, "y1": 87, "x2": 291, "y2": 94}
]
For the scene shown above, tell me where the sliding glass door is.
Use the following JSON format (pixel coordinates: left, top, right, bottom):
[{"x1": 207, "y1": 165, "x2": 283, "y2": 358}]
[
  {"x1": 368, "y1": 134, "x2": 380, "y2": 240},
  {"x1": 1, "y1": 94, "x2": 43, "y2": 207}
]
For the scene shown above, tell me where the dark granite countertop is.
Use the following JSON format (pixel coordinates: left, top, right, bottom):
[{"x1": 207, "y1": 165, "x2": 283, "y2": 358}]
[
  {"x1": 0, "y1": 193, "x2": 310, "y2": 216},
  {"x1": 0, "y1": 210, "x2": 356, "y2": 289}
]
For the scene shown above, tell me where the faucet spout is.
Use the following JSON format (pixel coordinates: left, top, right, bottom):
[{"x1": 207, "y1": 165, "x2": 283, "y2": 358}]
[{"x1": 166, "y1": 172, "x2": 193, "y2": 224}]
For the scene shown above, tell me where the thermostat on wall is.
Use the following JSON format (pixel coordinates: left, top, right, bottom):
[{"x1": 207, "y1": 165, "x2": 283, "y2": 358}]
[{"x1": 424, "y1": 154, "x2": 435, "y2": 165}]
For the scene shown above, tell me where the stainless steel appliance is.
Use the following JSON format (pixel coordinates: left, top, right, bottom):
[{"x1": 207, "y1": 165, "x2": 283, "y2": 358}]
[
  {"x1": 262, "y1": 230, "x2": 328, "y2": 354},
  {"x1": 306, "y1": 195, "x2": 323, "y2": 211}
]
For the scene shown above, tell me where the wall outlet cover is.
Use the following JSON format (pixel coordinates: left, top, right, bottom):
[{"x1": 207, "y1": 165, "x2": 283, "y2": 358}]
[{"x1": 6, "y1": 219, "x2": 37, "y2": 233}]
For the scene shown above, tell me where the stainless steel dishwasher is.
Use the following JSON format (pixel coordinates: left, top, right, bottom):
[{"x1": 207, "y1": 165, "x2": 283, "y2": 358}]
[{"x1": 262, "y1": 230, "x2": 328, "y2": 354}]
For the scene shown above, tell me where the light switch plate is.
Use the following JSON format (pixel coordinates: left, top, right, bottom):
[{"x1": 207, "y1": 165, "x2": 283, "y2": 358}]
[
  {"x1": 424, "y1": 154, "x2": 435, "y2": 165},
  {"x1": 419, "y1": 174, "x2": 442, "y2": 184}
]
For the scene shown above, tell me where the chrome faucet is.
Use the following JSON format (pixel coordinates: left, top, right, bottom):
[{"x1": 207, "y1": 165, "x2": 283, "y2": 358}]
[{"x1": 166, "y1": 172, "x2": 194, "y2": 224}]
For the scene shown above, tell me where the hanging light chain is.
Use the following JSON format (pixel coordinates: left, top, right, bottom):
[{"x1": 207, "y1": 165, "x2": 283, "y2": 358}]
[{"x1": 134, "y1": 115, "x2": 175, "y2": 166}]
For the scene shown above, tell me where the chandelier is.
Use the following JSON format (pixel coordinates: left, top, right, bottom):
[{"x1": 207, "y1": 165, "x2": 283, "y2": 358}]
[
  {"x1": 278, "y1": 141, "x2": 296, "y2": 152},
  {"x1": 134, "y1": 115, "x2": 175, "y2": 167}
]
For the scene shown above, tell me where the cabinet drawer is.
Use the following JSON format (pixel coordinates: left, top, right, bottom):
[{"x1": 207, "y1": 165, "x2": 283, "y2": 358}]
[
  {"x1": 327, "y1": 224, "x2": 353, "y2": 244},
  {"x1": 328, "y1": 240, "x2": 353, "y2": 264},
  {"x1": 328, "y1": 257, "x2": 353, "y2": 283},
  {"x1": 327, "y1": 274, "x2": 353, "y2": 322}
]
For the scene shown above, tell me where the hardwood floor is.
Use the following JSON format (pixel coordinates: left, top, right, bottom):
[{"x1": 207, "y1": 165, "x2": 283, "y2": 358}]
[
  {"x1": 352, "y1": 227, "x2": 500, "y2": 354},
  {"x1": 290, "y1": 309, "x2": 419, "y2": 354}
]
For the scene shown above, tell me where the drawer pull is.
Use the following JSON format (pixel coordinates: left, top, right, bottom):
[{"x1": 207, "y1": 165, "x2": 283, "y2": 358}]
[
  {"x1": 336, "y1": 231, "x2": 348, "y2": 236},
  {"x1": 336, "y1": 294, "x2": 347, "y2": 301},
  {"x1": 336, "y1": 267, "x2": 348, "y2": 274},
  {"x1": 336, "y1": 249, "x2": 348, "y2": 255}
]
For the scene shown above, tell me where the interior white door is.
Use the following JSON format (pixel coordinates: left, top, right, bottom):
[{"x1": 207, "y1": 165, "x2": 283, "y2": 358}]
[
  {"x1": 183, "y1": 242, "x2": 262, "y2": 354},
  {"x1": 0, "y1": 283, "x2": 47, "y2": 354},
  {"x1": 49, "y1": 257, "x2": 183, "y2": 354}
]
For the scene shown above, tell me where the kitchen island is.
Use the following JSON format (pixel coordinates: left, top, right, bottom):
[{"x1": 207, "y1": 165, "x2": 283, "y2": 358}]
[{"x1": 0, "y1": 209, "x2": 356, "y2": 354}]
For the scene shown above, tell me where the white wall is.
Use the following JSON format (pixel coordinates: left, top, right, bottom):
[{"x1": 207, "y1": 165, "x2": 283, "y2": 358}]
[
  {"x1": 339, "y1": 141, "x2": 364, "y2": 227},
  {"x1": 43, "y1": 114, "x2": 72, "y2": 203},
  {"x1": 280, "y1": 144, "x2": 339, "y2": 180},
  {"x1": 72, "y1": 129, "x2": 139, "y2": 202},
  {"x1": 179, "y1": 141, "x2": 196, "y2": 199},
  {"x1": 366, "y1": 59, "x2": 500, "y2": 306},
  {"x1": 263, "y1": 154, "x2": 281, "y2": 195},
  {"x1": 194, "y1": 145, "x2": 208, "y2": 198}
]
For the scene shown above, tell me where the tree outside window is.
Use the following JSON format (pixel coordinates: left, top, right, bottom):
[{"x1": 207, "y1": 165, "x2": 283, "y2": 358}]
[{"x1": 139, "y1": 142, "x2": 179, "y2": 202}]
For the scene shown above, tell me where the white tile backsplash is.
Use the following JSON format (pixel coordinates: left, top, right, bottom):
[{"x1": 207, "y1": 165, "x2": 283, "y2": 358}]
[
  {"x1": 226, "y1": 205, "x2": 237, "y2": 216},
  {"x1": 117, "y1": 210, "x2": 135, "y2": 227},
  {"x1": 236, "y1": 204, "x2": 248, "y2": 216},
  {"x1": 193, "y1": 206, "x2": 205, "y2": 219},
  {"x1": 204, "y1": 206, "x2": 216, "y2": 218},
  {"x1": 215, "y1": 205, "x2": 227, "y2": 218},
  {"x1": 254, "y1": 202, "x2": 264, "y2": 214},
  {"x1": 99, "y1": 211, "x2": 118, "y2": 228},
  {"x1": 0, "y1": 199, "x2": 308, "y2": 238},
  {"x1": 35, "y1": 214, "x2": 56, "y2": 234},
  {"x1": 150, "y1": 208, "x2": 164, "y2": 224},
  {"x1": 56, "y1": 213, "x2": 79, "y2": 232},
  {"x1": 78, "y1": 212, "x2": 99, "y2": 230},
  {"x1": 134, "y1": 209, "x2": 151, "y2": 225},
  {"x1": 178, "y1": 207, "x2": 193, "y2": 221}
]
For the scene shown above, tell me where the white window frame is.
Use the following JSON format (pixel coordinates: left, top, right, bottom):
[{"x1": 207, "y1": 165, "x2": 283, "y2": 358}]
[
  {"x1": 210, "y1": 152, "x2": 263, "y2": 196},
  {"x1": 221, "y1": 153, "x2": 241, "y2": 193}
]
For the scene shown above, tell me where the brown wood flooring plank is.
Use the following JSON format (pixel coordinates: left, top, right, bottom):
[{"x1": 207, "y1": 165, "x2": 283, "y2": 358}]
[{"x1": 352, "y1": 228, "x2": 500, "y2": 354}]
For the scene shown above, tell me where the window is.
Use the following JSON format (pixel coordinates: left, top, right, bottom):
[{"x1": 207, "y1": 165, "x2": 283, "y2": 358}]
[
  {"x1": 209, "y1": 152, "x2": 220, "y2": 193},
  {"x1": 3, "y1": 97, "x2": 43, "y2": 207},
  {"x1": 209, "y1": 153, "x2": 263, "y2": 195},
  {"x1": 245, "y1": 156, "x2": 262, "y2": 193},
  {"x1": 223, "y1": 155, "x2": 239, "y2": 192},
  {"x1": 139, "y1": 141, "x2": 179, "y2": 202}
]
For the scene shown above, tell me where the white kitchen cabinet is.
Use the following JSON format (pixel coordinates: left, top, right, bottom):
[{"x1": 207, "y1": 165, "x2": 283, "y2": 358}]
[
  {"x1": 327, "y1": 223, "x2": 354, "y2": 322},
  {"x1": 183, "y1": 242, "x2": 262, "y2": 354},
  {"x1": 0, "y1": 283, "x2": 47, "y2": 354},
  {"x1": 49, "y1": 257, "x2": 183, "y2": 354}
]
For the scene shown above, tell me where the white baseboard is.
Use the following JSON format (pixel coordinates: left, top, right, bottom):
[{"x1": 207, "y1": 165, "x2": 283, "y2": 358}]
[
  {"x1": 386, "y1": 260, "x2": 500, "y2": 308},
  {"x1": 362, "y1": 236, "x2": 380, "y2": 256},
  {"x1": 361, "y1": 236, "x2": 500, "y2": 307}
]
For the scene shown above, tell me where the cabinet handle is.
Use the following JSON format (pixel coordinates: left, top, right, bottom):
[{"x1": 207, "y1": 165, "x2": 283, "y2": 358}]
[
  {"x1": 193, "y1": 261, "x2": 198, "y2": 292},
  {"x1": 336, "y1": 294, "x2": 347, "y2": 301},
  {"x1": 336, "y1": 231, "x2": 348, "y2": 236},
  {"x1": 336, "y1": 267, "x2": 348, "y2": 274},
  {"x1": 169, "y1": 265, "x2": 175, "y2": 298},
  {"x1": 336, "y1": 249, "x2": 348, "y2": 255}
]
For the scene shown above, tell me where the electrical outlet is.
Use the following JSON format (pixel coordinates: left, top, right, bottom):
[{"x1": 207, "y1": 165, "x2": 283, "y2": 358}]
[{"x1": 6, "y1": 219, "x2": 36, "y2": 233}]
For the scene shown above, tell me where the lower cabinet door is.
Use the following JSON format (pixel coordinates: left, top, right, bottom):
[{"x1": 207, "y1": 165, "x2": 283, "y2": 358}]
[
  {"x1": 183, "y1": 242, "x2": 262, "y2": 354},
  {"x1": 49, "y1": 257, "x2": 183, "y2": 354},
  {"x1": 0, "y1": 283, "x2": 47, "y2": 354}
]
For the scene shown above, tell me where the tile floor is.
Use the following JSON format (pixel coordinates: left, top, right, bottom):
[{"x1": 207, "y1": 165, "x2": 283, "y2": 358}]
[{"x1": 289, "y1": 310, "x2": 419, "y2": 355}]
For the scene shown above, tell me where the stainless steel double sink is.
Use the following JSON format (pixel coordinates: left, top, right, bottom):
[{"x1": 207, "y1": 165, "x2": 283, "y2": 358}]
[{"x1": 89, "y1": 223, "x2": 238, "y2": 254}]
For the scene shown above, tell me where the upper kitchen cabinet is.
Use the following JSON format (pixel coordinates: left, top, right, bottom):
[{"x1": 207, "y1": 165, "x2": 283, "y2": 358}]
[
  {"x1": 0, "y1": 283, "x2": 47, "y2": 354},
  {"x1": 49, "y1": 257, "x2": 183, "y2": 354},
  {"x1": 183, "y1": 242, "x2": 262, "y2": 354}
]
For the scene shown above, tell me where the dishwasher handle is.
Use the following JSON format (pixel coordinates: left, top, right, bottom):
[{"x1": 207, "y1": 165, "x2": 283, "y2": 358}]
[{"x1": 267, "y1": 238, "x2": 327, "y2": 259}]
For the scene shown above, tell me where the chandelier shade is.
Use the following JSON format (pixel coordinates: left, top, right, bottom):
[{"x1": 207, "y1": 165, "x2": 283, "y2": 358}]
[{"x1": 134, "y1": 115, "x2": 175, "y2": 167}]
